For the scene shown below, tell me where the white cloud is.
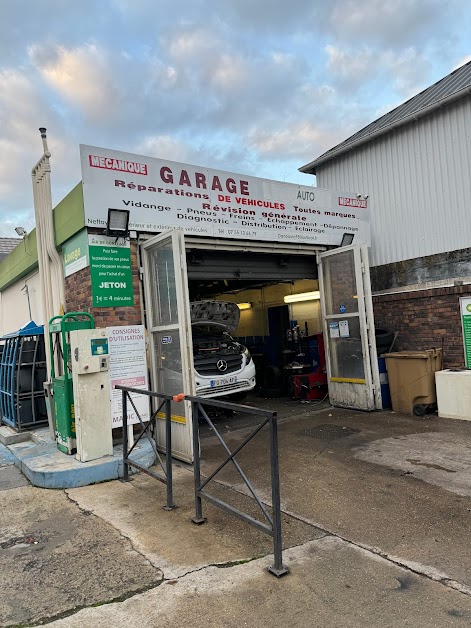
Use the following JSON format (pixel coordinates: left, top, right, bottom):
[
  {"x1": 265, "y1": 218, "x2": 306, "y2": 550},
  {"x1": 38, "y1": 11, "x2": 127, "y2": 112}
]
[
  {"x1": 324, "y1": 43, "x2": 430, "y2": 99},
  {"x1": 325, "y1": 45, "x2": 376, "y2": 86},
  {"x1": 28, "y1": 44, "x2": 117, "y2": 121},
  {"x1": 249, "y1": 122, "x2": 344, "y2": 162},
  {"x1": 133, "y1": 135, "x2": 198, "y2": 163},
  {"x1": 453, "y1": 55, "x2": 471, "y2": 71},
  {"x1": 328, "y1": 0, "x2": 455, "y2": 47},
  {"x1": 386, "y1": 48, "x2": 430, "y2": 98}
]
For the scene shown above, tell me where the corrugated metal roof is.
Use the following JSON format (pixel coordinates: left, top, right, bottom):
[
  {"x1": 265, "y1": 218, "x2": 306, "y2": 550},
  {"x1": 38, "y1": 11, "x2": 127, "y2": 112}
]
[
  {"x1": 300, "y1": 60, "x2": 471, "y2": 174},
  {"x1": 0, "y1": 238, "x2": 20, "y2": 261}
]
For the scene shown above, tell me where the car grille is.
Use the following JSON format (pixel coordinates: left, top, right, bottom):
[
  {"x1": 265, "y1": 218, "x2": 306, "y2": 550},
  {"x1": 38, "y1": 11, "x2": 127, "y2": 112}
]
[{"x1": 194, "y1": 352, "x2": 243, "y2": 375}]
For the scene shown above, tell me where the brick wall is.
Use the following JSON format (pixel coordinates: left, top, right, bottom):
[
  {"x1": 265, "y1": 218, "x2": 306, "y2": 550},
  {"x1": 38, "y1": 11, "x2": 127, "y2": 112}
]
[
  {"x1": 64, "y1": 240, "x2": 142, "y2": 328},
  {"x1": 373, "y1": 285, "x2": 471, "y2": 368}
]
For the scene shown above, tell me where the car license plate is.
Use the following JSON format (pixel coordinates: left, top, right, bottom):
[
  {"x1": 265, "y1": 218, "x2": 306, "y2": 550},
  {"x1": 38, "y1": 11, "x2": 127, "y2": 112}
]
[{"x1": 210, "y1": 376, "x2": 237, "y2": 387}]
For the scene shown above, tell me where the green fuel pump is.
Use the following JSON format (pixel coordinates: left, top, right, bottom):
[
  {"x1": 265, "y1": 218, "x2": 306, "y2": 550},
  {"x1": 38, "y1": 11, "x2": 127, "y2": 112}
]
[{"x1": 49, "y1": 312, "x2": 95, "y2": 454}]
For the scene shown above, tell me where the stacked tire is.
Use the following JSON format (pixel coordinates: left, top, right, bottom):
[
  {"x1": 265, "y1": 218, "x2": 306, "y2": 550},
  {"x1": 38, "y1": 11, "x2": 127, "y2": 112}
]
[{"x1": 375, "y1": 328, "x2": 395, "y2": 355}]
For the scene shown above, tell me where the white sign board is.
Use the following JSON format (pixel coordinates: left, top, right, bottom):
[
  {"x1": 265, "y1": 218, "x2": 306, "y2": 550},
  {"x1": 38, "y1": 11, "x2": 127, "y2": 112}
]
[
  {"x1": 107, "y1": 325, "x2": 149, "y2": 428},
  {"x1": 80, "y1": 145, "x2": 371, "y2": 247}
]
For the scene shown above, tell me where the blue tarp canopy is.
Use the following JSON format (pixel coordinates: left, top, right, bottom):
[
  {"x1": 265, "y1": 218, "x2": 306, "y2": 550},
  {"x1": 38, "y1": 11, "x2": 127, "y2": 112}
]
[{"x1": 1, "y1": 320, "x2": 44, "y2": 339}]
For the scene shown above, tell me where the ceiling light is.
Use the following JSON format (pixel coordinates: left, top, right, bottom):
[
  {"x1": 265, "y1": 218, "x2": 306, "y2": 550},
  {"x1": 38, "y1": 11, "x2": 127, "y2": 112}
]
[
  {"x1": 284, "y1": 291, "x2": 320, "y2": 304},
  {"x1": 237, "y1": 302, "x2": 252, "y2": 310}
]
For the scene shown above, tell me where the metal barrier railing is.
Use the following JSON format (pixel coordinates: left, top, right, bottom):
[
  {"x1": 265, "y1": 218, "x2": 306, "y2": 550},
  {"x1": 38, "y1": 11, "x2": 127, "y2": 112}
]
[
  {"x1": 116, "y1": 385, "x2": 183, "y2": 511},
  {"x1": 116, "y1": 386, "x2": 289, "y2": 577},
  {"x1": 186, "y1": 394, "x2": 289, "y2": 577}
]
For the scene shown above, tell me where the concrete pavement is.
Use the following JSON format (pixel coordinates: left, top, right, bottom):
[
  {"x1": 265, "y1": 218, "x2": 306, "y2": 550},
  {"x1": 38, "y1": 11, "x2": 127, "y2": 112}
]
[{"x1": 2, "y1": 404, "x2": 471, "y2": 626}]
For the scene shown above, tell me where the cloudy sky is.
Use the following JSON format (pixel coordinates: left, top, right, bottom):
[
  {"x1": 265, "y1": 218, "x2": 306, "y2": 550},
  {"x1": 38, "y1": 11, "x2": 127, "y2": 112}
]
[{"x1": 1, "y1": 0, "x2": 470, "y2": 236}]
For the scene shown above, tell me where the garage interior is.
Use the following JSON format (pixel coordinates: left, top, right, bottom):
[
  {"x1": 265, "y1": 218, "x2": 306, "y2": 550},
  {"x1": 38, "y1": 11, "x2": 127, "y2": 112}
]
[{"x1": 186, "y1": 247, "x2": 329, "y2": 408}]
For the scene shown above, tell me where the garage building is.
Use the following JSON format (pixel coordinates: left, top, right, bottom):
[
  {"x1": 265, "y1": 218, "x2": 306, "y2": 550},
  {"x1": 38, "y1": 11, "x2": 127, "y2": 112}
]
[{"x1": 300, "y1": 60, "x2": 471, "y2": 368}]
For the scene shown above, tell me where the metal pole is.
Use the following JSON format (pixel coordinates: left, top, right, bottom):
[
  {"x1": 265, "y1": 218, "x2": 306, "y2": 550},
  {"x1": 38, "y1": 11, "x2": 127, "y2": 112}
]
[
  {"x1": 163, "y1": 398, "x2": 175, "y2": 510},
  {"x1": 268, "y1": 414, "x2": 289, "y2": 577},
  {"x1": 191, "y1": 401, "x2": 206, "y2": 524},
  {"x1": 121, "y1": 391, "x2": 130, "y2": 482}
]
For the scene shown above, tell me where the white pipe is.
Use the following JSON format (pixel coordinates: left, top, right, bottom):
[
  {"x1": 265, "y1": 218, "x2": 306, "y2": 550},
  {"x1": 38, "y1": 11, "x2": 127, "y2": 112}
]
[
  {"x1": 38, "y1": 130, "x2": 66, "y2": 312},
  {"x1": 32, "y1": 163, "x2": 55, "y2": 438}
]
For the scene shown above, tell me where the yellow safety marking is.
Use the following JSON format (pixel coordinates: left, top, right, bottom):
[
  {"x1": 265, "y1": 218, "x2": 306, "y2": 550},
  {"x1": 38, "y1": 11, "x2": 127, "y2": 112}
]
[
  {"x1": 157, "y1": 412, "x2": 186, "y2": 424},
  {"x1": 330, "y1": 377, "x2": 366, "y2": 384}
]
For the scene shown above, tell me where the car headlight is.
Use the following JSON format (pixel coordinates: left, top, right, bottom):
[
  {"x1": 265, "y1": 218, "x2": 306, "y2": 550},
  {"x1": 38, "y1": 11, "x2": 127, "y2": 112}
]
[{"x1": 242, "y1": 346, "x2": 251, "y2": 360}]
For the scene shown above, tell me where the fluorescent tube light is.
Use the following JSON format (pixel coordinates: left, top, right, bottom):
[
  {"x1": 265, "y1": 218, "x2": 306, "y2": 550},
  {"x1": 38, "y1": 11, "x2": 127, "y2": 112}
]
[{"x1": 284, "y1": 291, "x2": 320, "y2": 304}]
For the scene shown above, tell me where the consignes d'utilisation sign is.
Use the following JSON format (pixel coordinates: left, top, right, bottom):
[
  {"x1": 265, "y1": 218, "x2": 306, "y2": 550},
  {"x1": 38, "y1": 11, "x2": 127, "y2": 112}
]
[
  {"x1": 89, "y1": 234, "x2": 134, "y2": 307},
  {"x1": 107, "y1": 325, "x2": 149, "y2": 428},
  {"x1": 80, "y1": 145, "x2": 371, "y2": 247},
  {"x1": 460, "y1": 297, "x2": 471, "y2": 368}
]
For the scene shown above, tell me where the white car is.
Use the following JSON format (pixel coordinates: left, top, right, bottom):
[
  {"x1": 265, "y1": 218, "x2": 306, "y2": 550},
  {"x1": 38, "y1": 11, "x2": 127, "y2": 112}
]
[{"x1": 191, "y1": 301, "x2": 256, "y2": 399}]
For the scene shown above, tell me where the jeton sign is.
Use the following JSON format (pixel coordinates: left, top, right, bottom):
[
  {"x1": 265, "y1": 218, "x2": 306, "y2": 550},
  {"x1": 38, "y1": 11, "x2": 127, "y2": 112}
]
[{"x1": 89, "y1": 234, "x2": 134, "y2": 307}]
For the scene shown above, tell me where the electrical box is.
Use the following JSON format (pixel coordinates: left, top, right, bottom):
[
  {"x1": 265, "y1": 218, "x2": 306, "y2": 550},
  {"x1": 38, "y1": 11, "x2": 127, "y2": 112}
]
[{"x1": 70, "y1": 329, "x2": 113, "y2": 462}]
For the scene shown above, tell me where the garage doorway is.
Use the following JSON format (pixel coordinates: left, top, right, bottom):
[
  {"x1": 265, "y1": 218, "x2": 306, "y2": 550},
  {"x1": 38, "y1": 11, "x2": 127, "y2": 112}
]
[{"x1": 142, "y1": 230, "x2": 380, "y2": 462}]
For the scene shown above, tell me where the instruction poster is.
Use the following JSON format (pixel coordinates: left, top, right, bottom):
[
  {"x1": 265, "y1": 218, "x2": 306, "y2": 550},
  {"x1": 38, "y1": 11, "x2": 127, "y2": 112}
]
[
  {"x1": 329, "y1": 321, "x2": 340, "y2": 338},
  {"x1": 89, "y1": 234, "x2": 134, "y2": 307},
  {"x1": 460, "y1": 298, "x2": 471, "y2": 368},
  {"x1": 107, "y1": 325, "x2": 149, "y2": 427},
  {"x1": 339, "y1": 320, "x2": 350, "y2": 337}
]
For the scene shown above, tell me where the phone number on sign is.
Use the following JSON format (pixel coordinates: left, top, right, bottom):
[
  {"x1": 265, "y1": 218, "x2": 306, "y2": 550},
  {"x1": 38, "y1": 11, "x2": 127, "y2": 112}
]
[{"x1": 217, "y1": 228, "x2": 257, "y2": 237}]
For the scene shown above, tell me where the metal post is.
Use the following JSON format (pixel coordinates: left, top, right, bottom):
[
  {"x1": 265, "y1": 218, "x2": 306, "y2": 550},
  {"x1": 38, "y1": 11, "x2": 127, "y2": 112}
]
[
  {"x1": 268, "y1": 414, "x2": 289, "y2": 577},
  {"x1": 121, "y1": 390, "x2": 130, "y2": 482},
  {"x1": 163, "y1": 398, "x2": 175, "y2": 510},
  {"x1": 191, "y1": 401, "x2": 206, "y2": 524}
]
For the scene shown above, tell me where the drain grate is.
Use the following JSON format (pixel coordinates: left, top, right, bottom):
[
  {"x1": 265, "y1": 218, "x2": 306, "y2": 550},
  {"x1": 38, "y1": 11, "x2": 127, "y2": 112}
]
[{"x1": 300, "y1": 424, "x2": 360, "y2": 440}]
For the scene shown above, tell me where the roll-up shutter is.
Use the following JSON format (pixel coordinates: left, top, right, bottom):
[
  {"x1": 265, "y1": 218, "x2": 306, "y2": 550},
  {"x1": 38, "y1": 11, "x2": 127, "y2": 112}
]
[{"x1": 186, "y1": 249, "x2": 317, "y2": 281}]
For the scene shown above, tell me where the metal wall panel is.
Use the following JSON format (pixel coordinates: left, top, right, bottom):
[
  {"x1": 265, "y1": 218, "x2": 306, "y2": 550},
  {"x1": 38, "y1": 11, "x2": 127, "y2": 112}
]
[{"x1": 315, "y1": 97, "x2": 471, "y2": 267}]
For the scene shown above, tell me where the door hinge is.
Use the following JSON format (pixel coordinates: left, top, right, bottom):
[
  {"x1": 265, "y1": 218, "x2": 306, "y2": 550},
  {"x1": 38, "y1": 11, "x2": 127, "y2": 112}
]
[
  {"x1": 361, "y1": 263, "x2": 366, "y2": 273},
  {"x1": 139, "y1": 266, "x2": 144, "y2": 281}
]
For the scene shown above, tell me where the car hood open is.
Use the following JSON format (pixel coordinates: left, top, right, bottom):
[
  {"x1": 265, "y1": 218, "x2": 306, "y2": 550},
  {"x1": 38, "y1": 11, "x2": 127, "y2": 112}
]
[{"x1": 190, "y1": 301, "x2": 240, "y2": 332}]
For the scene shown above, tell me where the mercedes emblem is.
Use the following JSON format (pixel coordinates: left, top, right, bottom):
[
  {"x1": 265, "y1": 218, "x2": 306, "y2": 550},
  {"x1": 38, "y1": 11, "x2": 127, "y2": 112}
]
[{"x1": 217, "y1": 359, "x2": 228, "y2": 372}]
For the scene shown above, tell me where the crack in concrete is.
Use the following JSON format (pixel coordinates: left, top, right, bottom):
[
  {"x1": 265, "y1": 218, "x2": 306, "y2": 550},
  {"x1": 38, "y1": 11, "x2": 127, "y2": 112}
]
[
  {"x1": 9, "y1": 490, "x2": 168, "y2": 628},
  {"x1": 64, "y1": 490, "x2": 162, "y2": 574},
  {"x1": 8, "y1": 580, "x2": 168, "y2": 628},
  {"x1": 33, "y1": 466, "x2": 471, "y2": 626},
  {"x1": 194, "y1": 471, "x2": 471, "y2": 599},
  {"x1": 273, "y1": 507, "x2": 471, "y2": 598},
  {"x1": 167, "y1": 460, "x2": 471, "y2": 603}
]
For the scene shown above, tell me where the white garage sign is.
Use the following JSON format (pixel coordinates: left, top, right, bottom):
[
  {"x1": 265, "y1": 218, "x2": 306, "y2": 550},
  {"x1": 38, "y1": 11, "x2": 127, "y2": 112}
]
[{"x1": 80, "y1": 145, "x2": 371, "y2": 247}]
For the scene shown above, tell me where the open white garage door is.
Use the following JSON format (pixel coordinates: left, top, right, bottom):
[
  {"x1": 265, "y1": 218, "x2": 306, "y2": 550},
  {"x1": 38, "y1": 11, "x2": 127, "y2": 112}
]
[
  {"x1": 142, "y1": 230, "x2": 195, "y2": 462},
  {"x1": 318, "y1": 244, "x2": 381, "y2": 411}
]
